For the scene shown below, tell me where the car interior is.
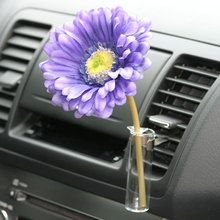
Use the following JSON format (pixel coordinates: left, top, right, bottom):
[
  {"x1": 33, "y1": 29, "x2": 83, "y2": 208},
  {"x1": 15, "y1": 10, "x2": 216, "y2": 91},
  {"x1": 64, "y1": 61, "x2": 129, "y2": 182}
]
[{"x1": 0, "y1": 0, "x2": 220, "y2": 219}]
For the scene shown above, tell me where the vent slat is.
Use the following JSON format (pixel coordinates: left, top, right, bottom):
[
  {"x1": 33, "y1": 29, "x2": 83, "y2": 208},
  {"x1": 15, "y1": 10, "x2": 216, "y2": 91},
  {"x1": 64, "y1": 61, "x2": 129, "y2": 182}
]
[
  {"x1": 177, "y1": 124, "x2": 187, "y2": 130},
  {"x1": 174, "y1": 64, "x2": 219, "y2": 79},
  {"x1": 0, "y1": 89, "x2": 16, "y2": 97},
  {"x1": 8, "y1": 36, "x2": 41, "y2": 50},
  {"x1": 0, "y1": 59, "x2": 27, "y2": 72},
  {"x1": 154, "y1": 146, "x2": 174, "y2": 157},
  {"x1": 167, "y1": 137, "x2": 181, "y2": 143},
  {"x1": 0, "y1": 110, "x2": 9, "y2": 121},
  {"x1": 0, "y1": 95, "x2": 13, "y2": 108},
  {"x1": 152, "y1": 102, "x2": 194, "y2": 116},
  {"x1": 166, "y1": 77, "x2": 210, "y2": 90},
  {"x1": 2, "y1": 47, "x2": 33, "y2": 61},
  {"x1": 159, "y1": 89, "x2": 202, "y2": 103},
  {"x1": 14, "y1": 26, "x2": 49, "y2": 38},
  {"x1": 152, "y1": 161, "x2": 169, "y2": 170}
]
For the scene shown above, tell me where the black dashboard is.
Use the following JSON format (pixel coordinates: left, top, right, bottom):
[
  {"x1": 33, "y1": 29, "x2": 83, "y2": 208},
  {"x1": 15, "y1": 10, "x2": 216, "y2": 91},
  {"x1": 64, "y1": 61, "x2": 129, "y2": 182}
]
[{"x1": 0, "y1": 1, "x2": 220, "y2": 220}]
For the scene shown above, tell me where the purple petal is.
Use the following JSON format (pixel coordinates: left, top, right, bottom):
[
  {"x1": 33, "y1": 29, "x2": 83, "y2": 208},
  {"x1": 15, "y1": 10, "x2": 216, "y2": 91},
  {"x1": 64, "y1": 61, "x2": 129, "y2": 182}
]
[
  {"x1": 124, "y1": 81, "x2": 137, "y2": 96},
  {"x1": 120, "y1": 49, "x2": 131, "y2": 60},
  {"x1": 115, "y1": 97, "x2": 126, "y2": 105},
  {"x1": 128, "y1": 40, "x2": 139, "y2": 52},
  {"x1": 66, "y1": 85, "x2": 91, "y2": 101},
  {"x1": 69, "y1": 98, "x2": 80, "y2": 110},
  {"x1": 78, "y1": 97, "x2": 94, "y2": 114},
  {"x1": 54, "y1": 77, "x2": 83, "y2": 91},
  {"x1": 125, "y1": 22, "x2": 139, "y2": 35},
  {"x1": 104, "y1": 80, "x2": 115, "y2": 92},
  {"x1": 51, "y1": 92, "x2": 65, "y2": 106},
  {"x1": 47, "y1": 84, "x2": 56, "y2": 93},
  {"x1": 130, "y1": 70, "x2": 143, "y2": 81},
  {"x1": 58, "y1": 34, "x2": 85, "y2": 57},
  {"x1": 43, "y1": 72, "x2": 58, "y2": 80},
  {"x1": 95, "y1": 94, "x2": 107, "y2": 112},
  {"x1": 74, "y1": 18, "x2": 95, "y2": 46},
  {"x1": 97, "y1": 106, "x2": 113, "y2": 118},
  {"x1": 62, "y1": 102, "x2": 69, "y2": 111},
  {"x1": 44, "y1": 80, "x2": 54, "y2": 88},
  {"x1": 124, "y1": 36, "x2": 136, "y2": 48},
  {"x1": 119, "y1": 67, "x2": 133, "y2": 79},
  {"x1": 98, "y1": 8, "x2": 111, "y2": 42},
  {"x1": 81, "y1": 88, "x2": 98, "y2": 102},
  {"x1": 62, "y1": 86, "x2": 72, "y2": 96},
  {"x1": 98, "y1": 87, "x2": 108, "y2": 98},
  {"x1": 127, "y1": 52, "x2": 144, "y2": 67},
  {"x1": 107, "y1": 93, "x2": 115, "y2": 108},
  {"x1": 63, "y1": 21, "x2": 75, "y2": 33},
  {"x1": 117, "y1": 34, "x2": 127, "y2": 47},
  {"x1": 141, "y1": 57, "x2": 152, "y2": 71},
  {"x1": 91, "y1": 9, "x2": 105, "y2": 42},
  {"x1": 108, "y1": 71, "x2": 119, "y2": 79},
  {"x1": 74, "y1": 111, "x2": 83, "y2": 118},
  {"x1": 114, "y1": 84, "x2": 125, "y2": 100},
  {"x1": 44, "y1": 43, "x2": 60, "y2": 56},
  {"x1": 51, "y1": 49, "x2": 81, "y2": 62},
  {"x1": 40, "y1": 60, "x2": 80, "y2": 77},
  {"x1": 137, "y1": 42, "x2": 150, "y2": 54}
]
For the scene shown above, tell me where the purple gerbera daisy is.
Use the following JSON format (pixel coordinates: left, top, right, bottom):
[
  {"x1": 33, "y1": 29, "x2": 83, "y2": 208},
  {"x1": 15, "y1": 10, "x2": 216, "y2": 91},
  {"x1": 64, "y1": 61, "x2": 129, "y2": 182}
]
[{"x1": 40, "y1": 7, "x2": 151, "y2": 118}]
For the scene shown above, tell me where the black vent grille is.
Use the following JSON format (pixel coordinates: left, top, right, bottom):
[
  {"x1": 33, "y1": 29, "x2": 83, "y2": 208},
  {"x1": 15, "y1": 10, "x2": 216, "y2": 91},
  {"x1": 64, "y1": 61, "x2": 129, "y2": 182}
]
[
  {"x1": 0, "y1": 21, "x2": 51, "y2": 131},
  {"x1": 22, "y1": 113, "x2": 126, "y2": 163},
  {"x1": 144, "y1": 56, "x2": 220, "y2": 179}
]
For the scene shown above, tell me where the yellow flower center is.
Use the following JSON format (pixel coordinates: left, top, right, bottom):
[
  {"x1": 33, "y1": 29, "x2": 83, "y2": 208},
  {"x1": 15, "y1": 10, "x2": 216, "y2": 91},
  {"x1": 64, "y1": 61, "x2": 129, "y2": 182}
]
[{"x1": 86, "y1": 48, "x2": 115, "y2": 76}]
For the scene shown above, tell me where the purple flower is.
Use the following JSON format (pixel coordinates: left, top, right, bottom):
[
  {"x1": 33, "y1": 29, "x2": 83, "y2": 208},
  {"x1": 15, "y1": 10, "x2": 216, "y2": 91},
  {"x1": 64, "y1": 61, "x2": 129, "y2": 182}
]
[{"x1": 40, "y1": 7, "x2": 151, "y2": 118}]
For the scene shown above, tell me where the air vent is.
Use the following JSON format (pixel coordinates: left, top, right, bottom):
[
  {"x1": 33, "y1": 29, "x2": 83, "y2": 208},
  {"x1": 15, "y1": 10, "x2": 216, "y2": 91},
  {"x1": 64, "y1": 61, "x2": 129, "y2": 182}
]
[
  {"x1": 144, "y1": 56, "x2": 220, "y2": 179},
  {"x1": 22, "y1": 112, "x2": 126, "y2": 163},
  {"x1": 0, "y1": 20, "x2": 51, "y2": 131}
]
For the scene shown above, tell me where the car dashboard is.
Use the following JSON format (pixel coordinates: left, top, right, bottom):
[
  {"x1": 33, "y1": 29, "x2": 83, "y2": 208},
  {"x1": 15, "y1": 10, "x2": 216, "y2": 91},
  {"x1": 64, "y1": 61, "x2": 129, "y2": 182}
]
[{"x1": 0, "y1": 1, "x2": 220, "y2": 220}]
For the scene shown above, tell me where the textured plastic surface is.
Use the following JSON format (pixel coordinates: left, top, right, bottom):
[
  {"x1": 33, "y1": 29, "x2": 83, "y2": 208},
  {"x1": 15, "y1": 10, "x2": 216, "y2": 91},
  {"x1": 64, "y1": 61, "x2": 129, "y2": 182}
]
[
  {"x1": 166, "y1": 79, "x2": 220, "y2": 220},
  {"x1": 0, "y1": 163, "x2": 161, "y2": 220}
]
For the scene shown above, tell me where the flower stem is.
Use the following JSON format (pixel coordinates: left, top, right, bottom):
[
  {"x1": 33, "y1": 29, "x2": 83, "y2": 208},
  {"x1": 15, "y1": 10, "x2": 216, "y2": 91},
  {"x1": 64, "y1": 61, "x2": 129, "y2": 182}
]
[{"x1": 127, "y1": 96, "x2": 146, "y2": 208}]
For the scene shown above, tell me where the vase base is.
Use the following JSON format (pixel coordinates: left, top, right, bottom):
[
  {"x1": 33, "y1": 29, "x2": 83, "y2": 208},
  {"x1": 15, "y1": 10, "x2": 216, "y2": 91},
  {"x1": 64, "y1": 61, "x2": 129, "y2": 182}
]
[{"x1": 125, "y1": 206, "x2": 149, "y2": 213}]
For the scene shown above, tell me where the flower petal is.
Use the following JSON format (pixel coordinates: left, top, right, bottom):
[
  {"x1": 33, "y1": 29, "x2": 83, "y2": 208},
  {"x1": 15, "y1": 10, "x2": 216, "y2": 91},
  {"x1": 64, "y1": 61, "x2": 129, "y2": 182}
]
[
  {"x1": 74, "y1": 110, "x2": 83, "y2": 118},
  {"x1": 81, "y1": 88, "x2": 98, "y2": 102},
  {"x1": 51, "y1": 92, "x2": 65, "y2": 106},
  {"x1": 117, "y1": 34, "x2": 127, "y2": 47},
  {"x1": 69, "y1": 98, "x2": 80, "y2": 110},
  {"x1": 66, "y1": 85, "x2": 91, "y2": 101},
  {"x1": 118, "y1": 67, "x2": 133, "y2": 80},
  {"x1": 95, "y1": 94, "x2": 107, "y2": 112},
  {"x1": 104, "y1": 80, "x2": 115, "y2": 92},
  {"x1": 54, "y1": 77, "x2": 82, "y2": 90},
  {"x1": 78, "y1": 97, "x2": 94, "y2": 114},
  {"x1": 97, "y1": 106, "x2": 113, "y2": 118},
  {"x1": 97, "y1": 86, "x2": 108, "y2": 98},
  {"x1": 130, "y1": 70, "x2": 143, "y2": 81},
  {"x1": 137, "y1": 42, "x2": 150, "y2": 54},
  {"x1": 127, "y1": 52, "x2": 144, "y2": 67},
  {"x1": 108, "y1": 71, "x2": 119, "y2": 79}
]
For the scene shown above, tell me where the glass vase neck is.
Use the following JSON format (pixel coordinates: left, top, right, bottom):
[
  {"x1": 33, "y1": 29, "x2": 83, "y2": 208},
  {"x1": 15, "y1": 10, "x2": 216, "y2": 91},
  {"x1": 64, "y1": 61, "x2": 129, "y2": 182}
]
[{"x1": 127, "y1": 126, "x2": 155, "y2": 137}]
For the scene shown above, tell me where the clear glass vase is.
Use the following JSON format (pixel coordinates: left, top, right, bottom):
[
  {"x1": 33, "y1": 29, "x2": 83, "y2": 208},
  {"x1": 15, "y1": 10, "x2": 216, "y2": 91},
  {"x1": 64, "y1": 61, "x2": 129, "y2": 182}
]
[{"x1": 125, "y1": 126, "x2": 155, "y2": 213}]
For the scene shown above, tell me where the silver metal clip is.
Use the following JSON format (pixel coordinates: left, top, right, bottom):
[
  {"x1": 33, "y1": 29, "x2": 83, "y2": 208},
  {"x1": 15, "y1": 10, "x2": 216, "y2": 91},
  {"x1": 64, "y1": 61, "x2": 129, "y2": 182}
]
[{"x1": 148, "y1": 115, "x2": 182, "y2": 129}]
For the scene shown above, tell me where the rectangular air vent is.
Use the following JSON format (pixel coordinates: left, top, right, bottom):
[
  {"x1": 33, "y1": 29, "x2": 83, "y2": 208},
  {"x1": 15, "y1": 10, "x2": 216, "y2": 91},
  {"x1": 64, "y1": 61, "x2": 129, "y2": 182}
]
[
  {"x1": 0, "y1": 21, "x2": 51, "y2": 131},
  {"x1": 144, "y1": 56, "x2": 220, "y2": 179},
  {"x1": 22, "y1": 113, "x2": 127, "y2": 163}
]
